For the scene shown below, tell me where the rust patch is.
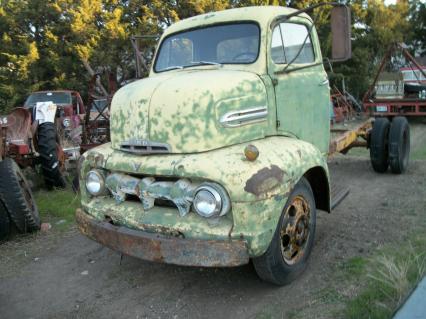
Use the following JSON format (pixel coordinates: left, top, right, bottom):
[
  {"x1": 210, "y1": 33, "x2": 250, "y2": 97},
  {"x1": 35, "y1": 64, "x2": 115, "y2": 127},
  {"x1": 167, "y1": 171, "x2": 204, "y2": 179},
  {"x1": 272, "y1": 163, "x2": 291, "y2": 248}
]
[
  {"x1": 150, "y1": 240, "x2": 164, "y2": 263},
  {"x1": 244, "y1": 165, "x2": 285, "y2": 196},
  {"x1": 75, "y1": 208, "x2": 249, "y2": 267}
]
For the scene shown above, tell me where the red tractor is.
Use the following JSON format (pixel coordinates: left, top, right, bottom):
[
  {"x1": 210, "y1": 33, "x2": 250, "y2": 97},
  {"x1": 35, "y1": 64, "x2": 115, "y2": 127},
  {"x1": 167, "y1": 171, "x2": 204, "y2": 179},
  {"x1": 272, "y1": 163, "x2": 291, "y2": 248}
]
[
  {"x1": 3, "y1": 90, "x2": 86, "y2": 189},
  {"x1": 0, "y1": 116, "x2": 40, "y2": 239}
]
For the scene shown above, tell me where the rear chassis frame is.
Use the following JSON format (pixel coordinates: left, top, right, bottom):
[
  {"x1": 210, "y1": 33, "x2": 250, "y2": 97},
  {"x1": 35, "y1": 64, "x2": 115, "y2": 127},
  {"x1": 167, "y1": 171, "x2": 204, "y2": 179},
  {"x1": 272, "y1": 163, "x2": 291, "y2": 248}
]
[{"x1": 329, "y1": 117, "x2": 373, "y2": 156}]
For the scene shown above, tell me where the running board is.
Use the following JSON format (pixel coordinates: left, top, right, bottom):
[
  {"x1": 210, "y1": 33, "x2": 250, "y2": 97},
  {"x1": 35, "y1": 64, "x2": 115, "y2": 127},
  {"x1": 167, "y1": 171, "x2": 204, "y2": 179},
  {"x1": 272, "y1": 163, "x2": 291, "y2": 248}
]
[{"x1": 330, "y1": 183, "x2": 350, "y2": 210}]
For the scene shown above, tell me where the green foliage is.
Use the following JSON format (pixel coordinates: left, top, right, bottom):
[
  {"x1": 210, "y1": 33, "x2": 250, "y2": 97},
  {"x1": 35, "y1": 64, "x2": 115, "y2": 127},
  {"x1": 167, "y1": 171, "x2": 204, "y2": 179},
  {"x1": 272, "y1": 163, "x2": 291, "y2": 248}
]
[
  {"x1": 0, "y1": 0, "x2": 425, "y2": 114},
  {"x1": 409, "y1": 0, "x2": 426, "y2": 56},
  {"x1": 329, "y1": 0, "x2": 416, "y2": 98}
]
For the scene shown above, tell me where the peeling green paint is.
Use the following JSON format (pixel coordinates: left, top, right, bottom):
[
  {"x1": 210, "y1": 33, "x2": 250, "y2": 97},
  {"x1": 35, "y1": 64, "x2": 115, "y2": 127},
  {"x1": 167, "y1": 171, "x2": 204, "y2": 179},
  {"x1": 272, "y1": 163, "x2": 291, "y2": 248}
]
[
  {"x1": 80, "y1": 136, "x2": 328, "y2": 256},
  {"x1": 110, "y1": 70, "x2": 268, "y2": 153},
  {"x1": 79, "y1": 6, "x2": 331, "y2": 260}
]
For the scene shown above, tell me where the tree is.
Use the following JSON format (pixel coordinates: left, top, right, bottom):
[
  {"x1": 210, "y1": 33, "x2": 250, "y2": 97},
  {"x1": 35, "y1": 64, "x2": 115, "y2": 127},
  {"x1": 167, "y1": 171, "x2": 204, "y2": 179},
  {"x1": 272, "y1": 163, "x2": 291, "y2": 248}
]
[
  {"x1": 329, "y1": 0, "x2": 413, "y2": 98},
  {"x1": 0, "y1": 0, "x2": 425, "y2": 113},
  {"x1": 409, "y1": 0, "x2": 426, "y2": 56}
]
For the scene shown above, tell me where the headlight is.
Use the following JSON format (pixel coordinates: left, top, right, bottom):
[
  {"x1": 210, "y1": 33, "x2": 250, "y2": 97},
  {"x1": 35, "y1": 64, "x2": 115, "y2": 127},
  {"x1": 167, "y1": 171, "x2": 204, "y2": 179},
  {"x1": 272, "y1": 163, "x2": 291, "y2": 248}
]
[
  {"x1": 62, "y1": 118, "x2": 71, "y2": 128},
  {"x1": 85, "y1": 170, "x2": 105, "y2": 196},
  {"x1": 193, "y1": 183, "x2": 230, "y2": 218}
]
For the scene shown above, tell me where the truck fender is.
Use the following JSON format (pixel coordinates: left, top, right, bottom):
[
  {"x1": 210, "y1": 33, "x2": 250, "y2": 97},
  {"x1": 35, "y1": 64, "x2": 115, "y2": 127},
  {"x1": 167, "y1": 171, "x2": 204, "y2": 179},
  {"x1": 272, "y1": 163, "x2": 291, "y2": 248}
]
[{"x1": 303, "y1": 166, "x2": 331, "y2": 213}]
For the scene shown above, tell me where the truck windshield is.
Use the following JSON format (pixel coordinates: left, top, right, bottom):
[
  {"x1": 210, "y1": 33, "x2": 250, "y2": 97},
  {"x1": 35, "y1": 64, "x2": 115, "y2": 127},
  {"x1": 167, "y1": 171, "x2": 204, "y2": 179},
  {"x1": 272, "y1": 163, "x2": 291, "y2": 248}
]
[
  {"x1": 154, "y1": 23, "x2": 260, "y2": 72},
  {"x1": 24, "y1": 92, "x2": 72, "y2": 108}
]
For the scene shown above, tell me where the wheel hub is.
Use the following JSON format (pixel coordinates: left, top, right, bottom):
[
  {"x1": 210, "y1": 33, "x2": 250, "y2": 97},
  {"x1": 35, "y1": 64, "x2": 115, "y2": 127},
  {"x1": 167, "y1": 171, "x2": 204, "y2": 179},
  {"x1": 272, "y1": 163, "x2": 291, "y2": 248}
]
[{"x1": 280, "y1": 196, "x2": 311, "y2": 265}]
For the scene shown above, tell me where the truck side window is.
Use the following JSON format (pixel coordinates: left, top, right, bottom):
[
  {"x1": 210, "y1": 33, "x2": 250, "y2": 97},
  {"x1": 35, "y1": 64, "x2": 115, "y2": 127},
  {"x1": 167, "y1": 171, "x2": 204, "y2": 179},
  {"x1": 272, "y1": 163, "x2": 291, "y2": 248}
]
[
  {"x1": 271, "y1": 26, "x2": 286, "y2": 64},
  {"x1": 271, "y1": 22, "x2": 315, "y2": 65},
  {"x1": 280, "y1": 23, "x2": 314, "y2": 64}
]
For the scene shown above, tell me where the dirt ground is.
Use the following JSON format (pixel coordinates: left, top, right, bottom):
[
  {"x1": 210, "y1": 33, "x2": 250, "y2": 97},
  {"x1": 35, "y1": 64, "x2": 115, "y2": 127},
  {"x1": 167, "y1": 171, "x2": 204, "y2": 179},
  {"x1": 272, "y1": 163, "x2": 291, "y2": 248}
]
[{"x1": 1, "y1": 124, "x2": 425, "y2": 319}]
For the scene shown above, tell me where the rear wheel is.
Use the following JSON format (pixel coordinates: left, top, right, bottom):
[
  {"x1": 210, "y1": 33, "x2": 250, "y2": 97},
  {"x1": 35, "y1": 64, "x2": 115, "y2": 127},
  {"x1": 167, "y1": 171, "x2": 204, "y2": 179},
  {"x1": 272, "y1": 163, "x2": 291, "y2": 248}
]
[
  {"x1": 253, "y1": 177, "x2": 316, "y2": 285},
  {"x1": 38, "y1": 122, "x2": 66, "y2": 189},
  {"x1": 388, "y1": 117, "x2": 410, "y2": 174},
  {"x1": 0, "y1": 158, "x2": 40, "y2": 232},
  {"x1": 370, "y1": 117, "x2": 390, "y2": 173}
]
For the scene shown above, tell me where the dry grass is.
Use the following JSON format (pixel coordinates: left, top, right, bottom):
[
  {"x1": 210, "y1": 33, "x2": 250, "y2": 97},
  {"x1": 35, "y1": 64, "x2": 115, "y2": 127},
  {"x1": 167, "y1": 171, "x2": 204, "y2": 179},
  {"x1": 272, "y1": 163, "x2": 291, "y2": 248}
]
[
  {"x1": 345, "y1": 238, "x2": 426, "y2": 319},
  {"x1": 369, "y1": 243, "x2": 426, "y2": 304}
]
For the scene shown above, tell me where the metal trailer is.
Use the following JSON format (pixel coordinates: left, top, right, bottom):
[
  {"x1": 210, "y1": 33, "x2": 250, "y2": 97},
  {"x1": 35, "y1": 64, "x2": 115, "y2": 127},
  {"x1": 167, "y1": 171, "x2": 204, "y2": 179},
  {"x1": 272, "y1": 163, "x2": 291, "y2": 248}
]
[
  {"x1": 327, "y1": 114, "x2": 410, "y2": 209},
  {"x1": 81, "y1": 71, "x2": 116, "y2": 153},
  {"x1": 79, "y1": 36, "x2": 158, "y2": 154},
  {"x1": 329, "y1": 114, "x2": 410, "y2": 175},
  {"x1": 363, "y1": 43, "x2": 426, "y2": 117}
]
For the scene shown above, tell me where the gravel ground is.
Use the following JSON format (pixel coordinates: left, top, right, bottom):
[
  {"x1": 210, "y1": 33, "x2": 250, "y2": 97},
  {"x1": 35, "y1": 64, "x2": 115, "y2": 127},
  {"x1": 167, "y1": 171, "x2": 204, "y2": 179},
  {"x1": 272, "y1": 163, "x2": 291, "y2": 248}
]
[{"x1": 0, "y1": 124, "x2": 425, "y2": 319}]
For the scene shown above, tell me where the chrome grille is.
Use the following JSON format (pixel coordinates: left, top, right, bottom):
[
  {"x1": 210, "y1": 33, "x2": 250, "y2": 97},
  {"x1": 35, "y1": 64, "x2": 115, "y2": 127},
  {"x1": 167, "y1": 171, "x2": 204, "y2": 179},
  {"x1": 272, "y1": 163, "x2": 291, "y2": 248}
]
[{"x1": 119, "y1": 139, "x2": 171, "y2": 155}]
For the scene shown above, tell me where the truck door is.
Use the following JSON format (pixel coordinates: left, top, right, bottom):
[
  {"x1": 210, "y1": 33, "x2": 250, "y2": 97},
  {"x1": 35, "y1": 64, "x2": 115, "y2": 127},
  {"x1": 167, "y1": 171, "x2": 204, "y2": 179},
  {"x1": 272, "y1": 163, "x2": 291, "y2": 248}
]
[{"x1": 268, "y1": 18, "x2": 330, "y2": 154}]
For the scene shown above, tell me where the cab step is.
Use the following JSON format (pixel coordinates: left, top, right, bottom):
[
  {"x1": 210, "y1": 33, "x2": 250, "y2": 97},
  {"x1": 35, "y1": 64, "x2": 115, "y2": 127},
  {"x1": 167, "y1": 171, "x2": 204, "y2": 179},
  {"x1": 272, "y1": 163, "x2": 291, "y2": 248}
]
[{"x1": 330, "y1": 183, "x2": 350, "y2": 210}]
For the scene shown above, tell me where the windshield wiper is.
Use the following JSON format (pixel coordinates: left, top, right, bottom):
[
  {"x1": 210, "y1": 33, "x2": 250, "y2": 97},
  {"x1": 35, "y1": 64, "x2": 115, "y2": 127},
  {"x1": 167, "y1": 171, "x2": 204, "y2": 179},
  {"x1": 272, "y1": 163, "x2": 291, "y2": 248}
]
[
  {"x1": 182, "y1": 61, "x2": 222, "y2": 68},
  {"x1": 162, "y1": 65, "x2": 184, "y2": 71}
]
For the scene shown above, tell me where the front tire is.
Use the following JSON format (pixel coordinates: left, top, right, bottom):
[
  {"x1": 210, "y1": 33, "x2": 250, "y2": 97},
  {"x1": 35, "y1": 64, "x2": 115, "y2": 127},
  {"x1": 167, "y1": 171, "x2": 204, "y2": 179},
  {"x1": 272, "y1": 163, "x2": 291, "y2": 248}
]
[
  {"x1": 0, "y1": 158, "x2": 40, "y2": 233},
  {"x1": 253, "y1": 177, "x2": 316, "y2": 285}
]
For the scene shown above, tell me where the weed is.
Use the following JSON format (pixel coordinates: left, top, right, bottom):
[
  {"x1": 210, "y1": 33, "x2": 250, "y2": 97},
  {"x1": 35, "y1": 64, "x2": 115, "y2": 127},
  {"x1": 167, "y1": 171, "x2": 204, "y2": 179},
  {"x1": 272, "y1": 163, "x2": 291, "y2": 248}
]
[
  {"x1": 344, "y1": 236, "x2": 426, "y2": 319},
  {"x1": 340, "y1": 256, "x2": 367, "y2": 277},
  {"x1": 411, "y1": 145, "x2": 426, "y2": 160},
  {"x1": 34, "y1": 188, "x2": 80, "y2": 226}
]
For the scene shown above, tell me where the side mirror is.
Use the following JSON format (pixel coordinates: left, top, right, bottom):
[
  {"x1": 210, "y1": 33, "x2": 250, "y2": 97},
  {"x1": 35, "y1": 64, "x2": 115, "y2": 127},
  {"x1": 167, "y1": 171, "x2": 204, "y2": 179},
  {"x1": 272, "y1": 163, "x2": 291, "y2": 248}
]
[{"x1": 330, "y1": 6, "x2": 351, "y2": 62}]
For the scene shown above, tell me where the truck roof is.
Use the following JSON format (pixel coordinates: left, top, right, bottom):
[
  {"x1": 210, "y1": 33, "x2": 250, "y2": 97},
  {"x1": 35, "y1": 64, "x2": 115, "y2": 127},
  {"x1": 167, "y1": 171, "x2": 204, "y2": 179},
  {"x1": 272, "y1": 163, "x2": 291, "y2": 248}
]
[
  {"x1": 163, "y1": 6, "x2": 312, "y2": 37},
  {"x1": 30, "y1": 90, "x2": 77, "y2": 94}
]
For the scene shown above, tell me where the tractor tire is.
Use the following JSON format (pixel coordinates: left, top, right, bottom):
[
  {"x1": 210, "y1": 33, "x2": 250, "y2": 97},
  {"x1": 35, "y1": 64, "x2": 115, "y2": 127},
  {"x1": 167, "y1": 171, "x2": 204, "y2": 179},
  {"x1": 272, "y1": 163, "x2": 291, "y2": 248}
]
[
  {"x1": 370, "y1": 117, "x2": 390, "y2": 173},
  {"x1": 0, "y1": 199, "x2": 11, "y2": 240},
  {"x1": 0, "y1": 158, "x2": 40, "y2": 233},
  {"x1": 253, "y1": 177, "x2": 316, "y2": 286},
  {"x1": 388, "y1": 117, "x2": 410, "y2": 174},
  {"x1": 38, "y1": 122, "x2": 66, "y2": 189}
]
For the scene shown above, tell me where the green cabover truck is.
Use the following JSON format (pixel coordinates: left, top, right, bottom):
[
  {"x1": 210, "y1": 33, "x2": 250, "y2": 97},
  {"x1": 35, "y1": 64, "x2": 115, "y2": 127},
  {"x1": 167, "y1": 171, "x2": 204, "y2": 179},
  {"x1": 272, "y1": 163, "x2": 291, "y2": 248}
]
[{"x1": 76, "y1": 4, "x2": 410, "y2": 285}]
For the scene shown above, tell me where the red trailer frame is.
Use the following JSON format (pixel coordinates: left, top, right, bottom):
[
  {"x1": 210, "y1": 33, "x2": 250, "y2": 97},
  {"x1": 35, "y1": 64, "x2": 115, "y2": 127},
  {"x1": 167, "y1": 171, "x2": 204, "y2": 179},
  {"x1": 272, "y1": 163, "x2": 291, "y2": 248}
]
[
  {"x1": 364, "y1": 99, "x2": 426, "y2": 117},
  {"x1": 363, "y1": 43, "x2": 426, "y2": 117}
]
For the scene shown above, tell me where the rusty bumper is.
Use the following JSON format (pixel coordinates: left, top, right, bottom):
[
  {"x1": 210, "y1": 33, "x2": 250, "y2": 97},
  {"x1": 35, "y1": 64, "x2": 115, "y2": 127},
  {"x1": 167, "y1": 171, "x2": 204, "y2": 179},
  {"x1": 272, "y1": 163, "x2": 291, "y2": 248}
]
[{"x1": 76, "y1": 208, "x2": 249, "y2": 267}]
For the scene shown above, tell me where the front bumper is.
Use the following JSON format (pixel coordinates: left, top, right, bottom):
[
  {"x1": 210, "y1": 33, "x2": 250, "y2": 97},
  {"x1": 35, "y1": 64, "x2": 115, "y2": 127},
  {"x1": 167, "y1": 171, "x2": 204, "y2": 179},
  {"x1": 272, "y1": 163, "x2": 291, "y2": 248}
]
[{"x1": 76, "y1": 208, "x2": 250, "y2": 267}]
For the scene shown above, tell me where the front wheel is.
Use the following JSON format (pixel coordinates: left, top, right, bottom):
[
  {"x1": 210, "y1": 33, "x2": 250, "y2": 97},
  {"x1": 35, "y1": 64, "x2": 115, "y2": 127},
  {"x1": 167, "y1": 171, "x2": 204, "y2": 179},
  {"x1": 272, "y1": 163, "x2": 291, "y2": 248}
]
[
  {"x1": 253, "y1": 177, "x2": 316, "y2": 285},
  {"x1": 0, "y1": 158, "x2": 40, "y2": 233}
]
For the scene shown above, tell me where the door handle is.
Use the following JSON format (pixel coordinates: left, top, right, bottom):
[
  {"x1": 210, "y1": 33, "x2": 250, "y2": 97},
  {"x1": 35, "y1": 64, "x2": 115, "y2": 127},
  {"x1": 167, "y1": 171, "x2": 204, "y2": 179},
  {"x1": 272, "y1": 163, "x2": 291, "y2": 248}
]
[{"x1": 319, "y1": 78, "x2": 329, "y2": 86}]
